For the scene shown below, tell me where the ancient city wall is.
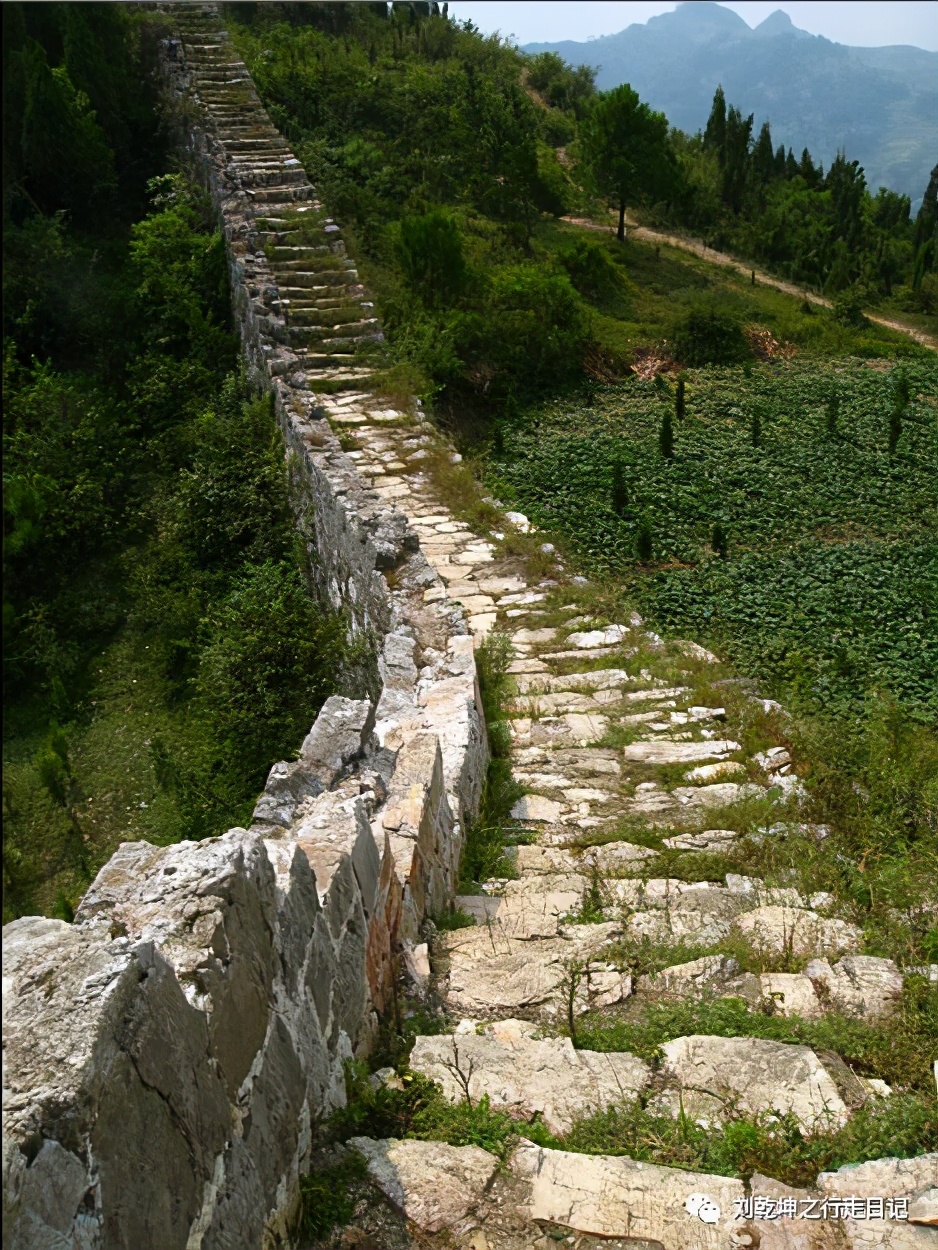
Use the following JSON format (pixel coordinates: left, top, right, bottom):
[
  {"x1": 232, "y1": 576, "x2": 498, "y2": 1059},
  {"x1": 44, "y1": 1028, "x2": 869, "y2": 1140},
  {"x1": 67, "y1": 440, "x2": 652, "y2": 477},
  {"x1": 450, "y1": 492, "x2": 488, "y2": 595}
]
[{"x1": 1, "y1": 7, "x2": 488, "y2": 1248}]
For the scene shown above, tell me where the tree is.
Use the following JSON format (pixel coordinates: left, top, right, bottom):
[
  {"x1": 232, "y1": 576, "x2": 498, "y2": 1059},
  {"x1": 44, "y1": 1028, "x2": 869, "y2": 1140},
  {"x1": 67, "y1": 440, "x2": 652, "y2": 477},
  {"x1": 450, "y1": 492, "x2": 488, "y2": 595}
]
[
  {"x1": 635, "y1": 518, "x2": 653, "y2": 562},
  {"x1": 581, "y1": 84, "x2": 674, "y2": 242},
  {"x1": 659, "y1": 408, "x2": 674, "y2": 458},
  {"x1": 751, "y1": 121, "x2": 775, "y2": 187},
  {"x1": 710, "y1": 522, "x2": 727, "y2": 557},
  {"x1": 703, "y1": 85, "x2": 726, "y2": 162},
  {"x1": 675, "y1": 375, "x2": 686, "y2": 421},
  {"x1": 722, "y1": 106, "x2": 753, "y2": 214},
  {"x1": 611, "y1": 460, "x2": 628, "y2": 515}
]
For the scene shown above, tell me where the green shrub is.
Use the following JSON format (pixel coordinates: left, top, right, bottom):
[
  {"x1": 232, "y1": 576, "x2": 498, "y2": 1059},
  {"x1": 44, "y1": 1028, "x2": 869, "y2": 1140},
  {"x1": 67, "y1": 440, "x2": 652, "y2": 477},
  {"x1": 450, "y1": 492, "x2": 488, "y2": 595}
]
[
  {"x1": 393, "y1": 209, "x2": 468, "y2": 309},
  {"x1": 459, "y1": 263, "x2": 591, "y2": 399},
  {"x1": 672, "y1": 308, "x2": 751, "y2": 366},
  {"x1": 197, "y1": 560, "x2": 346, "y2": 785},
  {"x1": 555, "y1": 237, "x2": 623, "y2": 301}
]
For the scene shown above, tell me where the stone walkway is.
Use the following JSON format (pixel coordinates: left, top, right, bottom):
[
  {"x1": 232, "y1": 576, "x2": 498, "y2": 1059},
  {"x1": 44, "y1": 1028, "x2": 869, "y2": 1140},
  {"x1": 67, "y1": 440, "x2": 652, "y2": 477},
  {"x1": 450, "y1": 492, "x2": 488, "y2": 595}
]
[
  {"x1": 165, "y1": 9, "x2": 936, "y2": 1247},
  {"x1": 324, "y1": 412, "x2": 935, "y2": 1250}
]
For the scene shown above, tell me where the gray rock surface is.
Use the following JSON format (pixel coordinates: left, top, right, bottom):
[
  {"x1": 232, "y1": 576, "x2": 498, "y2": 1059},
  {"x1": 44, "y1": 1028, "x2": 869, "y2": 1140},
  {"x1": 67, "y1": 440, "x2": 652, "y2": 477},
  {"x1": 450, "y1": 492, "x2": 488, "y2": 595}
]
[
  {"x1": 805, "y1": 955, "x2": 904, "y2": 1019},
  {"x1": 411, "y1": 1020, "x2": 650, "y2": 1134},
  {"x1": 659, "y1": 1034, "x2": 855, "y2": 1129},
  {"x1": 348, "y1": 1137, "x2": 498, "y2": 1233},
  {"x1": 511, "y1": 1140, "x2": 745, "y2": 1246}
]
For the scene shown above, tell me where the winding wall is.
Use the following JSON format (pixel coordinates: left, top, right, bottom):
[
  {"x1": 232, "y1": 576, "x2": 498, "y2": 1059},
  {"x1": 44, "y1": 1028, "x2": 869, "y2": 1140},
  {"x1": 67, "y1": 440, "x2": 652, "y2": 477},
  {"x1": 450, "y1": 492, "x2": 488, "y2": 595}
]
[{"x1": 1, "y1": 7, "x2": 488, "y2": 1248}]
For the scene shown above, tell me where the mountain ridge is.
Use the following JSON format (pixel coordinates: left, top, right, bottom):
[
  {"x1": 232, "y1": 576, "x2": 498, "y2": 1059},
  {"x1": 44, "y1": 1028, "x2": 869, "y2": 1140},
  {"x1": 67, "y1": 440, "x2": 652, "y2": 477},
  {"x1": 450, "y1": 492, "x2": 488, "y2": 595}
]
[{"x1": 523, "y1": 2, "x2": 937, "y2": 203}]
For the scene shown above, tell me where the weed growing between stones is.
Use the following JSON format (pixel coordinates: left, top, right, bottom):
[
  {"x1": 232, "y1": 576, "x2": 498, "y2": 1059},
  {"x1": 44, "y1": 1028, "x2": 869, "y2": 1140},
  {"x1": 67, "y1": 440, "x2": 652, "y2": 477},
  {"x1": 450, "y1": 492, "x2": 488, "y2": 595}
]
[
  {"x1": 458, "y1": 633, "x2": 525, "y2": 891},
  {"x1": 295, "y1": 1150, "x2": 368, "y2": 1241},
  {"x1": 560, "y1": 1093, "x2": 938, "y2": 1189},
  {"x1": 574, "y1": 978, "x2": 938, "y2": 1093}
]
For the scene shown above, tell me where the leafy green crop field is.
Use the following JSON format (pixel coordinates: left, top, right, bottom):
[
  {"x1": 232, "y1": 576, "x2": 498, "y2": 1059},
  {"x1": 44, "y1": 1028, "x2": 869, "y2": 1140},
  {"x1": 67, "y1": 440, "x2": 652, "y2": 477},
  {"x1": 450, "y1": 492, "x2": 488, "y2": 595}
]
[{"x1": 489, "y1": 359, "x2": 938, "y2": 718}]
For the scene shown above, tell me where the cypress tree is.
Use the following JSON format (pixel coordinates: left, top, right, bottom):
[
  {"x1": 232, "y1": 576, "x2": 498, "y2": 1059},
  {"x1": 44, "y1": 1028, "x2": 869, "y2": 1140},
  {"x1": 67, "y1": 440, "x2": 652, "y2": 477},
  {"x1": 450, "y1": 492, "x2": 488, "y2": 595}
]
[
  {"x1": 659, "y1": 408, "x2": 674, "y2": 458},
  {"x1": 889, "y1": 404, "x2": 903, "y2": 453},
  {"x1": 711, "y1": 522, "x2": 727, "y2": 557},
  {"x1": 704, "y1": 85, "x2": 727, "y2": 166},
  {"x1": 635, "y1": 518, "x2": 653, "y2": 562},
  {"x1": 751, "y1": 120, "x2": 775, "y2": 186},
  {"x1": 611, "y1": 461, "x2": 628, "y2": 515},
  {"x1": 675, "y1": 375, "x2": 686, "y2": 421},
  {"x1": 826, "y1": 391, "x2": 840, "y2": 435},
  {"x1": 891, "y1": 366, "x2": 911, "y2": 408}
]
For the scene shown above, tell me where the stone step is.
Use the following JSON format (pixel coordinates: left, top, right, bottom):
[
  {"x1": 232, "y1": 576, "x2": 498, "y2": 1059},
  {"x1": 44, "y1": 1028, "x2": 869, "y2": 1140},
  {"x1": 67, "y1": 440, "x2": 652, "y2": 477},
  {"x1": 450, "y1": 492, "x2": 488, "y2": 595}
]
[{"x1": 411, "y1": 1020, "x2": 650, "y2": 1135}]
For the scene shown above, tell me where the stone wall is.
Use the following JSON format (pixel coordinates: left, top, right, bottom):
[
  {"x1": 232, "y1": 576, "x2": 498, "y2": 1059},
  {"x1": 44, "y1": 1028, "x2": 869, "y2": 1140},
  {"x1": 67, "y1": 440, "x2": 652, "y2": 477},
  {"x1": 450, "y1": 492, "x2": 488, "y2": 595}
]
[{"x1": 1, "y1": 8, "x2": 488, "y2": 1248}]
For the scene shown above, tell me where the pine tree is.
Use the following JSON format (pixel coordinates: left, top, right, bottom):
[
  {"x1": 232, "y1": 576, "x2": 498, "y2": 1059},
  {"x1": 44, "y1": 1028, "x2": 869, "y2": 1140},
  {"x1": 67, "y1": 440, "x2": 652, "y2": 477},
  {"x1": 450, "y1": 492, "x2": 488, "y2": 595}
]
[
  {"x1": 752, "y1": 120, "x2": 775, "y2": 186},
  {"x1": 710, "y1": 522, "x2": 727, "y2": 557},
  {"x1": 704, "y1": 85, "x2": 727, "y2": 166},
  {"x1": 635, "y1": 518, "x2": 653, "y2": 562},
  {"x1": 675, "y1": 375, "x2": 686, "y2": 421},
  {"x1": 659, "y1": 408, "x2": 674, "y2": 458},
  {"x1": 826, "y1": 391, "x2": 840, "y2": 436},
  {"x1": 611, "y1": 461, "x2": 628, "y2": 515}
]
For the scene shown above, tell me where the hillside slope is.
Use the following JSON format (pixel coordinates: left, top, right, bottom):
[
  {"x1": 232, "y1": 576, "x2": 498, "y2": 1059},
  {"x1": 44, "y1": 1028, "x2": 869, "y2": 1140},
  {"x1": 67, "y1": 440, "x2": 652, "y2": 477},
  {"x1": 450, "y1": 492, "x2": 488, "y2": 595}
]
[{"x1": 524, "y1": 2, "x2": 938, "y2": 202}]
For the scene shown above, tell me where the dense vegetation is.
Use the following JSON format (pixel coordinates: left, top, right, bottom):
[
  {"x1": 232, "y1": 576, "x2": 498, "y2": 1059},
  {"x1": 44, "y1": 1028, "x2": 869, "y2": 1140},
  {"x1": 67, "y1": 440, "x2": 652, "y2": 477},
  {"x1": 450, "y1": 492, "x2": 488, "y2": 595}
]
[
  {"x1": 3, "y1": 4, "x2": 344, "y2": 920},
  {"x1": 228, "y1": 3, "x2": 935, "y2": 411},
  {"x1": 488, "y1": 359, "x2": 938, "y2": 720}
]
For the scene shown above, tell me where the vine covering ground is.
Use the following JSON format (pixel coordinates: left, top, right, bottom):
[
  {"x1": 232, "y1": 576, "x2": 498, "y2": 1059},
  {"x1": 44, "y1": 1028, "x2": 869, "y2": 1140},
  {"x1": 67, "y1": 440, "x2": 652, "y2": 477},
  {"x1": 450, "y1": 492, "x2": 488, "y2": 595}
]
[{"x1": 487, "y1": 359, "x2": 938, "y2": 720}]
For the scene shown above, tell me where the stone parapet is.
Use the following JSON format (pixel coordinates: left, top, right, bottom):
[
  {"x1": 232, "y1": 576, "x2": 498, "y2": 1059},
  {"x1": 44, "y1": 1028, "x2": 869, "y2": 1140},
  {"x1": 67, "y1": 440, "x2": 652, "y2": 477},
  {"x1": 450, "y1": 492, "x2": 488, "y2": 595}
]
[{"x1": 1, "y1": 6, "x2": 487, "y2": 1248}]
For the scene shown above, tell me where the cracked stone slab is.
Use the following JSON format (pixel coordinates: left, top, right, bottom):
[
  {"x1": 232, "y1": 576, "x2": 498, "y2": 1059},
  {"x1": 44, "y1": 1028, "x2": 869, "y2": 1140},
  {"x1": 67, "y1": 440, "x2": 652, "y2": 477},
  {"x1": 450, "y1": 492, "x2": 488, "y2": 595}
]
[
  {"x1": 805, "y1": 956, "x2": 904, "y2": 1020},
  {"x1": 454, "y1": 884, "x2": 585, "y2": 939},
  {"x1": 511, "y1": 795, "x2": 564, "y2": 823},
  {"x1": 410, "y1": 1022, "x2": 650, "y2": 1135},
  {"x1": 819, "y1": 1155, "x2": 938, "y2": 1249},
  {"x1": 622, "y1": 740, "x2": 741, "y2": 764},
  {"x1": 660, "y1": 1035, "x2": 853, "y2": 1130},
  {"x1": 348, "y1": 1136, "x2": 498, "y2": 1233},
  {"x1": 510, "y1": 1141, "x2": 745, "y2": 1247},
  {"x1": 638, "y1": 955, "x2": 760, "y2": 1003},
  {"x1": 442, "y1": 924, "x2": 625, "y2": 1016},
  {"x1": 662, "y1": 828, "x2": 740, "y2": 851},
  {"x1": 735, "y1": 906, "x2": 862, "y2": 958}
]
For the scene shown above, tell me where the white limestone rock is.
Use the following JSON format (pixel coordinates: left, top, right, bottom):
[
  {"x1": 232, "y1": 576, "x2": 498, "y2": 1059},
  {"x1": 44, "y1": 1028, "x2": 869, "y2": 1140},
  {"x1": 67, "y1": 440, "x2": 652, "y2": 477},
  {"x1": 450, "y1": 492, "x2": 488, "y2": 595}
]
[
  {"x1": 622, "y1": 740, "x2": 741, "y2": 764},
  {"x1": 639, "y1": 954, "x2": 760, "y2": 1003},
  {"x1": 760, "y1": 972, "x2": 824, "y2": 1018},
  {"x1": 510, "y1": 1140, "x2": 745, "y2": 1247},
  {"x1": 442, "y1": 924, "x2": 624, "y2": 1016},
  {"x1": 348, "y1": 1136, "x2": 497, "y2": 1233},
  {"x1": 683, "y1": 761, "x2": 748, "y2": 783},
  {"x1": 735, "y1": 906, "x2": 862, "y2": 958},
  {"x1": 805, "y1": 955, "x2": 904, "y2": 1019},
  {"x1": 663, "y1": 828, "x2": 740, "y2": 851},
  {"x1": 510, "y1": 795, "x2": 563, "y2": 823},
  {"x1": 410, "y1": 1024, "x2": 650, "y2": 1135},
  {"x1": 660, "y1": 1035, "x2": 856, "y2": 1130},
  {"x1": 819, "y1": 1155, "x2": 938, "y2": 1249}
]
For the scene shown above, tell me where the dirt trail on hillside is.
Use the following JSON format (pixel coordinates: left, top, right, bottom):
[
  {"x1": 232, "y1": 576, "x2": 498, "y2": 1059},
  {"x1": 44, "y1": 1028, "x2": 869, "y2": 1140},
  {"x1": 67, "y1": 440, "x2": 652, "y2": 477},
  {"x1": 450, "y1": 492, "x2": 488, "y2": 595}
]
[{"x1": 562, "y1": 215, "x2": 938, "y2": 352}]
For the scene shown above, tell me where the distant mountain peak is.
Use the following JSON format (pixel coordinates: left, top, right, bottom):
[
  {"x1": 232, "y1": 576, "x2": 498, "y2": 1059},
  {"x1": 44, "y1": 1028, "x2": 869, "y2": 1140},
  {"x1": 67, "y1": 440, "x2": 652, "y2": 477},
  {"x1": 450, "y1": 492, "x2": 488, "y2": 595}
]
[
  {"x1": 520, "y1": 2, "x2": 937, "y2": 201},
  {"x1": 754, "y1": 9, "x2": 812, "y2": 39},
  {"x1": 646, "y1": 2, "x2": 749, "y2": 42}
]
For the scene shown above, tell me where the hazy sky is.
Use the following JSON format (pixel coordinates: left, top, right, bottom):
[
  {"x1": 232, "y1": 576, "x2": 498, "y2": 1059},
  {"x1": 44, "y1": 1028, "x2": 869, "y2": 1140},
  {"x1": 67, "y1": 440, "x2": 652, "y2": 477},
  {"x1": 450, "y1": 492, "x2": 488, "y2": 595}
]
[{"x1": 447, "y1": 2, "x2": 938, "y2": 51}]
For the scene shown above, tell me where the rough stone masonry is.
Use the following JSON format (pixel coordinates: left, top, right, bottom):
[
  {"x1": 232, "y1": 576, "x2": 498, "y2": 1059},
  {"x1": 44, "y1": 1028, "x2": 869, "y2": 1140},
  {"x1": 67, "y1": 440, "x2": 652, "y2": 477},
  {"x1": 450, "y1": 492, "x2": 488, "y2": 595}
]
[{"x1": 2, "y1": 6, "x2": 487, "y2": 1248}]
